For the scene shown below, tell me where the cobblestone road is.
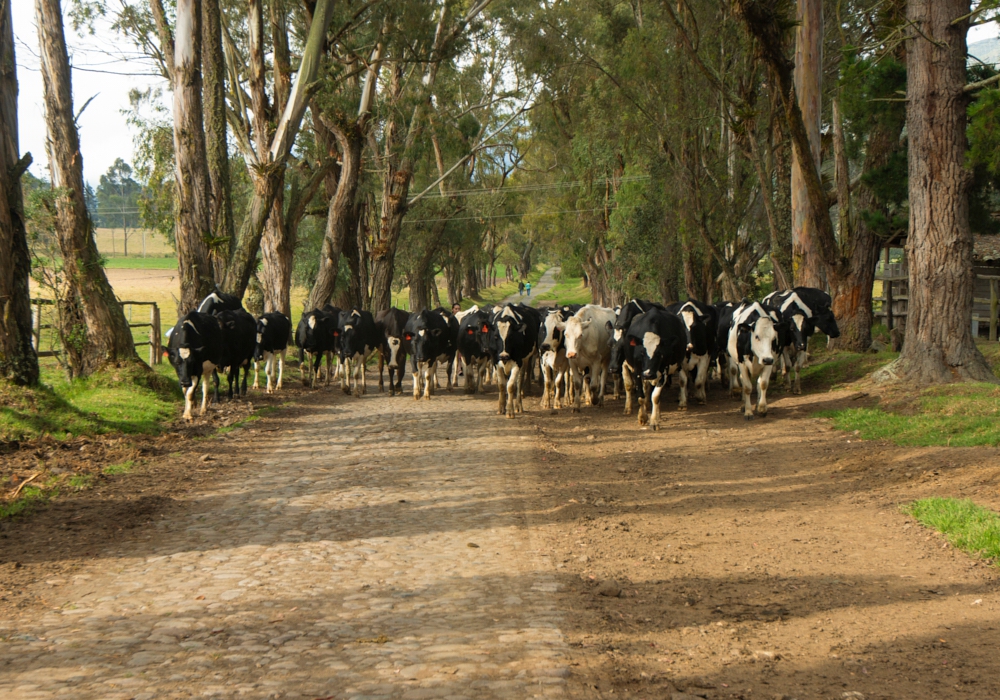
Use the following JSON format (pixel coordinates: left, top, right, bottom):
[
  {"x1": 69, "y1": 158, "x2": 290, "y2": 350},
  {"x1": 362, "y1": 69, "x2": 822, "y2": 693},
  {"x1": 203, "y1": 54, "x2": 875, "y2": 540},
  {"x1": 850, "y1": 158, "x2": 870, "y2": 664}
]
[{"x1": 0, "y1": 388, "x2": 586, "y2": 699}]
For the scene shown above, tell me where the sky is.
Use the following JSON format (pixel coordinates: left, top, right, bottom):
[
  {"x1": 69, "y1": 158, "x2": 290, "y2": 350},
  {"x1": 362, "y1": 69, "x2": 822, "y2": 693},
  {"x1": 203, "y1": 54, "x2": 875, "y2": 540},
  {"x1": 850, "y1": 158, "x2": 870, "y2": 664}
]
[{"x1": 9, "y1": 6, "x2": 1000, "y2": 188}]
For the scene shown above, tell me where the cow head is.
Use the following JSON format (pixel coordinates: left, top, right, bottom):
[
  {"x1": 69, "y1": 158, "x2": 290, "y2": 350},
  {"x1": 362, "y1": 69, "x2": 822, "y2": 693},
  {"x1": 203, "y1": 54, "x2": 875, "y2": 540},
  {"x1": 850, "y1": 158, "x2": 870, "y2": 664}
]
[
  {"x1": 788, "y1": 312, "x2": 813, "y2": 352},
  {"x1": 493, "y1": 307, "x2": 526, "y2": 360},
  {"x1": 813, "y1": 306, "x2": 840, "y2": 338},
  {"x1": 562, "y1": 316, "x2": 591, "y2": 359},
  {"x1": 386, "y1": 336, "x2": 402, "y2": 367},
  {"x1": 539, "y1": 312, "x2": 564, "y2": 352},
  {"x1": 253, "y1": 316, "x2": 269, "y2": 361},
  {"x1": 739, "y1": 316, "x2": 778, "y2": 365},
  {"x1": 405, "y1": 311, "x2": 443, "y2": 362},
  {"x1": 168, "y1": 317, "x2": 212, "y2": 387}
]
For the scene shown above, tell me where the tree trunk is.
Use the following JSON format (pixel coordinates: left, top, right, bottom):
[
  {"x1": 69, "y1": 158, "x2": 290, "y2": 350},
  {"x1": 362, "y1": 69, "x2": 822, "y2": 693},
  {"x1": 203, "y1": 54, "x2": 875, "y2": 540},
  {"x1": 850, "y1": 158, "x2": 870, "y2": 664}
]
[
  {"x1": 771, "y1": 94, "x2": 793, "y2": 288},
  {"x1": 369, "y1": 166, "x2": 411, "y2": 313},
  {"x1": 896, "y1": 0, "x2": 994, "y2": 383},
  {"x1": 36, "y1": 0, "x2": 139, "y2": 376},
  {"x1": 0, "y1": 0, "x2": 38, "y2": 385},
  {"x1": 201, "y1": 0, "x2": 233, "y2": 283},
  {"x1": 307, "y1": 120, "x2": 363, "y2": 310},
  {"x1": 409, "y1": 273, "x2": 430, "y2": 314},
  {"x1": 791, "y1": 0, "x2": 825, "y2": 288},
  {"x1": 260, "y1": 187, "x2": 293, "y2": 316},
  {"x1": 172, "y1": 0, "x2": 215, "y2": 314},
  {"x1": 518, "y1": 239, "x2": 534, "y2": 279}
]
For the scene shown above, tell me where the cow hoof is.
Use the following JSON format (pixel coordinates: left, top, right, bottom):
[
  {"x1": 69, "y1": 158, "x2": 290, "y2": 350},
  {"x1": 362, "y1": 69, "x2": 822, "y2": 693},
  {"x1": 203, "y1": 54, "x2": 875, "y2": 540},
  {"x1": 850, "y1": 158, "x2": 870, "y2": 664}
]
[
  {"x1": 651, "y1": 423, "x2": 659, "y2": 431},
  {"x1": 623, "y1": 409, "x2": 631, "y2": 416},
  {"x1": 506, "y1": 412, "x2": 515, "y2": 419},
  {"x1": 571, "y1": 407, "x2": 581, "y2": 414},
  {"x1": 744, "y1": 413, "x2": 755, "y2": 421},
  {"x1": 677, "y1": 405, "x2": 688, "y2": 411},
  {"x1": 793, "y1": 388, "x2": 802, "y2": 395}
]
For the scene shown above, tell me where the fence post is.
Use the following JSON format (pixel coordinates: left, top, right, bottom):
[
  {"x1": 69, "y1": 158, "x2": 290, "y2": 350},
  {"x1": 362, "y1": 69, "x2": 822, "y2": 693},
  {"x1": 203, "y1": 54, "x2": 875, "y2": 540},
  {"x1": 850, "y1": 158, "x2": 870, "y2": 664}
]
[
  {"x1": 991, "y1": 279, "x2": 998, "y2": 342},
  {"x1": 151, "y1": 304, "x2": 161, "y2": 364},
  {"x1": 32, "y1": 300, "x2": 41, "y2": 351},
  {"x1": 886, "y1": 280, "x2": 893, "y2": 331}
]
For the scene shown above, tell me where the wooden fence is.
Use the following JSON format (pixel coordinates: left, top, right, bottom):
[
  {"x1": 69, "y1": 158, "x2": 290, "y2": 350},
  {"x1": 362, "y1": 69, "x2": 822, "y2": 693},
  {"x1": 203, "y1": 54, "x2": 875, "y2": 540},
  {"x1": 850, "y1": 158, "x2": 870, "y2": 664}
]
[
  {"x1": 874, "y1": 274, "x2": 1000, "y2": 341},
  {"x1": 31, "y1": 299, "x2": 163, "y2": 365}
]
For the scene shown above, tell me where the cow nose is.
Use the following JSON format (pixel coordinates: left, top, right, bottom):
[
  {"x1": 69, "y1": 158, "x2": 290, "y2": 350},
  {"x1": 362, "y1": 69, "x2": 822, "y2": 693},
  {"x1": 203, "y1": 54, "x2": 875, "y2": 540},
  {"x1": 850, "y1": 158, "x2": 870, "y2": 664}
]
[
  {"x1": 566, "y1": 351, "x2": 577, "y2": 359},
  {"x1": 643, "y1": 369, "x2": 653, "y2": 377},
  {"x1": 540, "y1": 343, "x2": 550, "y2": 351},
  {"x1": 500, "y1": 352, "x2": 510, "y2": 359},
  {"x1": 763, "y1": 357, "x2": 774, "y2": 365}
]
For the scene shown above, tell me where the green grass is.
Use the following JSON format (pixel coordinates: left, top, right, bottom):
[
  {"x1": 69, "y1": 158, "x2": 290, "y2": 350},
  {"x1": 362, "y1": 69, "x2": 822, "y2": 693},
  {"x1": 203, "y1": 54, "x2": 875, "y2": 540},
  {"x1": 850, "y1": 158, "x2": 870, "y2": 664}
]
[
  {"x1": 0, "y1": 363, "x2": 182, "y2": 442},
  {"x1": 67, "y1": 474, "x2": 94, "y2": 490},
  {"x1": 0, "y1": 485, "x2": 54, "y2": 520},
  {"x1": 532, "y1": 275, "x2": 592, "y2": 306},
  {"x1": 799, "y1": 349, "x2": 898, "y2": 392},
  {"x1": 102, "y1": 256, "x2": 178, "y2": 270},
  {"x1": 821, "y1": 382, "x2": 1000, "y2": 447},
  {"x1": 471, "y1": 263, "x2": 548, "y2": 307},
  {"x1": 103, "y1": 460, "x2": 135, "y2": 476},
  {"x1": 904, "y1": 498, "x2": 1000, "y2": 563}
]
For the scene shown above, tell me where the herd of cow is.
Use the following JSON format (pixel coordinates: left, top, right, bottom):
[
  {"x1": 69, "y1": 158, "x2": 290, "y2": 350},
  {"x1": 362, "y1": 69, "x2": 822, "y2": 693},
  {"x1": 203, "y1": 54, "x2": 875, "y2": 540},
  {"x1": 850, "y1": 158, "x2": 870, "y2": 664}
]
[{"x1": 164, "y1": 286, "x2": 840, "y2": 428}]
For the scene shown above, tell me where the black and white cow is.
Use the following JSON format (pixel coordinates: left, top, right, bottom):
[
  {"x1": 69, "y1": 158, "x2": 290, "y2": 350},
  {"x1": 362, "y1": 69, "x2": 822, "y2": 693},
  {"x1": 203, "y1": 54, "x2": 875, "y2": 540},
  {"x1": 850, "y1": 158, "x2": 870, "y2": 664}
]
[
  {"x1": 485, "y1": 304, "x2": 541, "y2": 418},
  {"x1": 456, "y1": 306, "x2": 492, "y2": 394},
  {"x1": 727, "y1": 301, "x2": 780, "y2": 419},
  {"x1": 404, "y1": 308, "x2": 458, "y2": 400},
  {"x1": 762, "y1": 287, "x2": 840, "y2": 394},
  {"x1": 166, "y1": 312, "x2": 225, "y2": 421},
  {"x1": 215, "y1": 308, "x2": 257, "y2": 400},
  {"x1": 375, "y1": 307, "x2": 410, "y2": 396},
  {"x1": 561, "y1": 304, "x2": 616, "y2": 412},
  {"x1": 336, "y1": 308, "x2": 381, "y2": 397},
  {"x1": 253, "y1": 312, "x2": 291, "y2": 394},
  {"x1": 537, "y1": 306, "x2": 574, "y2": 408},
  {"x1": 625, "y1": 308, "x2": 688, "y2": 430},
  {"x1": 608, "y1": 300, "x2": 663, "y2": 415},
  {"x1": 295, "y1": 305, "x2": 340, "y2": 388},
  {"x1": 666, "y1": 300, "x2": 718, "y2": 406},
  {"x1": 714, "y1": 301, "x2": 738, "y2": 393},
  {"x1": 197, "y1": 290, "x2": 243, "y2": 314}
]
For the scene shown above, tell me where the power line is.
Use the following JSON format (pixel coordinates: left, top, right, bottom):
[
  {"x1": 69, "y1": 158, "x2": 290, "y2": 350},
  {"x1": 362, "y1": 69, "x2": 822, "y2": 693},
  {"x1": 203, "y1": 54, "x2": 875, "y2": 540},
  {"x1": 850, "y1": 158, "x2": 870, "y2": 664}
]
[{"x1": 402, "y1": 205, "x2": 638, "y2": 225}]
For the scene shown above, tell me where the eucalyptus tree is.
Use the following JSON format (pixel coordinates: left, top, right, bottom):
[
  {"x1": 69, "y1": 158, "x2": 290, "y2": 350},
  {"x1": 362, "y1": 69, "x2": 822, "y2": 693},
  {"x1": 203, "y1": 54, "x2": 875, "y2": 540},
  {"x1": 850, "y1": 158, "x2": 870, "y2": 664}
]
[
  {"x1": 0, "y1": 0, "x2": 38, "y2": 385},
  {"x1": 36, "y1": 0, "x2": 140, "y2": 377}
]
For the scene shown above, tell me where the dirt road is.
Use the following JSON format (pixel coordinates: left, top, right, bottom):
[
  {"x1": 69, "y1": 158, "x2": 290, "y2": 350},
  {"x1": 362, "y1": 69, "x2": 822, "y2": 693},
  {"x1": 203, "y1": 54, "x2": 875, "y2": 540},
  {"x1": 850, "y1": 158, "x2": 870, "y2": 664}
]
[
  {"x1": 3, "y1": 372, "x2": 1000, "y2": 699},
  {"x1": 502, "y1": 267, "x2": 559, "y2": 305}
]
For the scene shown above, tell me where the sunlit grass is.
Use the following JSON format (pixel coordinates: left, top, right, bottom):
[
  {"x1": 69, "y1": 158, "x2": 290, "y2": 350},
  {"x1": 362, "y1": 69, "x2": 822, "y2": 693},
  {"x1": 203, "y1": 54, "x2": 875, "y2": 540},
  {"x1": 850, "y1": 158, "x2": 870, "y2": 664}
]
[{"x1": 904, "y1": 498, "x2": 1000, "y2": 563}]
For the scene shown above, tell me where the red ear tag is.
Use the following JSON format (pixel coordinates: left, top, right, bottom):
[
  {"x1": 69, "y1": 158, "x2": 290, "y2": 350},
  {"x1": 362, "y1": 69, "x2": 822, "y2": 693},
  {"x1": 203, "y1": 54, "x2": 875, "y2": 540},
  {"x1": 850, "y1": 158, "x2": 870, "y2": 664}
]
[
  {"x1": 333, "y1": 331, "x2": 339, "y2": 336},
  {"x1": 629, "y1": 338, "x2": 637, "y2": 346},
  {"x1": 482, "y1": 324, "x2": 489, "y2": 333},
  {"x1": 404, "y1": 333, "x2": 413, "y2": 341},
  {"x1": 467, "y1": 329, "x2": 475, "y2": 335}
]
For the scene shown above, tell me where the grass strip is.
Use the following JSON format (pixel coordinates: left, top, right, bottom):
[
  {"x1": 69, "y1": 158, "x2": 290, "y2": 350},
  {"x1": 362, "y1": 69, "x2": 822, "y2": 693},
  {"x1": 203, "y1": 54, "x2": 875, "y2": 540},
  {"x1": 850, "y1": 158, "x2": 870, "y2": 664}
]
[{"x1": 904, "y1": 498, "x2": 1000, "y2": 563}]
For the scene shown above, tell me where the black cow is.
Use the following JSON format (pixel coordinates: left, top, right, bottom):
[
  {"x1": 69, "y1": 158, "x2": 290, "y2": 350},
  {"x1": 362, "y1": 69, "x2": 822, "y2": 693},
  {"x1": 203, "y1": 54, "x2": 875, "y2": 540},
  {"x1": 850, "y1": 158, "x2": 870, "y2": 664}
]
[
  {"x1": 456, "y1": 306, "x2": 492, "y2": 394},
  {"x1": 337, "y1": 308, "x2": 381, "y2": 397},
  {"x1": 666, "y1": 300, "x2": 718, "y2": 406},
  {"x1": 625, "y1": 308, "x2": 688, "y2": 430},
  {"x1": 253, "y1": 312, "x2": 291, "y2": 393},
  {"x1": 714, "y1": 301, "x2": 738, "y2": 392},
  {"x1": 607, "y1": 300, "x2": 662, "y2": 415},
  {"x1": 485, "y1": 303, "x2": 541, "y2": 418},
  {"x1": 166, "y1": 312, "x2": 225, "y2": 421},
  {"x1": 215, "y1": 308, "x2": 256, "y2": 400},
  {"x1": 197, "y1": 290, "x2": 243, "y2": 314},
  {"x1": 404, "y1": 308, "x2": 458, "y2": 400},
  {"x1": 762, "y1": 287, "x2": 840, "y2": 394},
  {"x1": 296, "y1": 305, "x2": 340, "y2": 388},
  {"x1": 375, "y1": 307, "x2": 410, "y2": 396}
]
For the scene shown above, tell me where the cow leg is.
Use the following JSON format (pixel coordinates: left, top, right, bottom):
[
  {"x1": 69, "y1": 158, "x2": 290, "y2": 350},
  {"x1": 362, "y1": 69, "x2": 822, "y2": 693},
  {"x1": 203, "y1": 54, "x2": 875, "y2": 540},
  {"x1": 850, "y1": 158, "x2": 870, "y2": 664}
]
[
  {"x1": 413, "y1": 362, "x2": 422, "y2": 400},
  {"x1": 637, "y1": 379, "x2": 651, "y2": 426},
  {"x1": 202, "y1": 375, "x2": 212, "y2": 416},
  {"x1": 277, "y1": 350, "x2": 285, "y2": 391},
  {"x1": 622, "y1": 368, "x2": 634, "y2": 415},
  {"x1": 506, "y1": 363, "x2": 520, "y2": 418},
  {"x1": 739, "y1": 363, "x2": 755, "y2": 419},
  {"x1": 183, "y1": 382, "x2": 196, "y2": 421},
  {"x1": 649, "y1": 380, "x2": 666, "y2": 430},
  {"x1": 757, "y1": 363, "x2": 773, "y2": 416},
  {"x1": 596, "y1": 361, "x2": 609, "y2": 407},
  {"x1": 570, "y1": 365, "x2": 583, "y2": 413},
  {"x1": 728, "y1": 357, "x2": 742, "y2": 398},
  {"x1": 541, "y1": 364, "x2": 552, "y2": 409},
  {"x1": 496, "y1": 364, "x2": 507, "y2": 414},
  {"x1": 612, "y1": 373, "x2": 620, "y2": 401},
  {"x1": 253, "y1": 360, "x2": 260, "y2": 390},
  {"x1": 377, "y1": 350, "x2": 385, "y2": 393},
  {"x1": 446, "y1": 356, "x2": 454, "y2": 391},
  {"x1": 793, "y1": 349, "x2": 805, "y2": 395},
  {"x1": 677, "y1": 368, "x2": 689, "y2": 410},
  {"x1": 694, "y1": 354, "x2": 709, "y2": 404}
]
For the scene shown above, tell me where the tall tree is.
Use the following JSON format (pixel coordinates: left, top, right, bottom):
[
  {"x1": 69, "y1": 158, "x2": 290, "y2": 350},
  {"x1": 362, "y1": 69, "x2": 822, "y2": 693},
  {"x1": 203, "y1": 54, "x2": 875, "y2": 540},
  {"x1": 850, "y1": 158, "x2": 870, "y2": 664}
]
[
  {"x1": 173, "y1": 0, "x2": 215, "y2": 313},
  {"x1": 896, "y1": 0, "x2": 995, "y2": 383},
  {"x1": 0, "y1": 0, "x2": 38, "y2": 385},
  {"x1": 35, "y1": 0, "x2": 139, "y2": 376},
  {"x1": 202, "y1": 0, "x2": 234, "y2": 281},
  {"x1": 791, "y1": 0, "x2": 823, "y2": 287}
]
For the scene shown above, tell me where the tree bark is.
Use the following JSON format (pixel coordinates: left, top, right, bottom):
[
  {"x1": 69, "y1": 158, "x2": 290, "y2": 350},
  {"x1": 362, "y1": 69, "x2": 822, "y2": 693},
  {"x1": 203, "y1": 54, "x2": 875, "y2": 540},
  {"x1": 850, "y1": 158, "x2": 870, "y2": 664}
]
[
  {"x1": 172, "y1": 0, "x2": 215, "y2": 314},
  {"x1": 36, "y1": 0, "x2": 139, "y2": 375},
  {"x1": 369, "y1": 165, "x2": 411, "y2": 314},
  {"x1": 791, "y1": 0, "x2": 824, "y2": 288},
  {"x1": 201, "y1": 0, "x2": 233, "y2": 282},
  {"x1": 307, "y1": 119, "x2": 363, "y2": 311},
  {"x1": 0, "y1": 0, "x2": 38, "y2": 385},
  {"x1": 896, "y1": 0, "x2": 995, "y2": 383}
]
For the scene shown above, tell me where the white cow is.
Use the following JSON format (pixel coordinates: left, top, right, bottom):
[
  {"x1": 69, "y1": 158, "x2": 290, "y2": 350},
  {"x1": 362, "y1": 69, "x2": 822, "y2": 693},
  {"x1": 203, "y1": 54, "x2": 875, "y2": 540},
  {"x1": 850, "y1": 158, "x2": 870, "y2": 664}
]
[
  {"x1": 538, "y1": 309, "x2": 571, "y2": 409},
  {"x1": 727, "y1": 302, "x2": 778, "y2": 419},
  {"x1": 561, "y1": 305, "x2": 616, "y2": 412}
]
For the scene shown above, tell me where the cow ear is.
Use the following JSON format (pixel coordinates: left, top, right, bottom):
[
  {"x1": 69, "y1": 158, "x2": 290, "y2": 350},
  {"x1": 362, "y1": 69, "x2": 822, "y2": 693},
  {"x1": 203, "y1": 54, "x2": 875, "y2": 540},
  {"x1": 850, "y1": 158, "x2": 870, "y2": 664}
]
[
  {"x1": 580, "y1": 318, "x2": 592, "y2": 328},
  {"x1": 605, "y1": 320, "x2": 614, "y2": 333},
  {"x1": 431, "y1": 328, "x2": 442, "y2": 337},
  {"x1": 519, "y1": 323, "x2": 527, "y2": 333}
]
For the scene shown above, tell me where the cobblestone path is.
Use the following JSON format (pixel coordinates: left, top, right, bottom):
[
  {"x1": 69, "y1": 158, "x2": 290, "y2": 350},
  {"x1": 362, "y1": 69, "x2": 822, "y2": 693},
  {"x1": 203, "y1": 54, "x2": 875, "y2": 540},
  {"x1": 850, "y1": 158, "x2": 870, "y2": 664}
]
[{"x1": 1, "y1": 390, "x2": 585, "y2": 699}]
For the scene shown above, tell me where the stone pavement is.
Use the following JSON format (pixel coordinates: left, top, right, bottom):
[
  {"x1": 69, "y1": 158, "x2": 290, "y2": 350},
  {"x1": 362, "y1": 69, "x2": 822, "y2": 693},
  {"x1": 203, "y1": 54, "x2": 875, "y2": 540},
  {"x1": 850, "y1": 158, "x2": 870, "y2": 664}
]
[{"x1": 0, "y1": 386, "x2": 587, "y2": 699}]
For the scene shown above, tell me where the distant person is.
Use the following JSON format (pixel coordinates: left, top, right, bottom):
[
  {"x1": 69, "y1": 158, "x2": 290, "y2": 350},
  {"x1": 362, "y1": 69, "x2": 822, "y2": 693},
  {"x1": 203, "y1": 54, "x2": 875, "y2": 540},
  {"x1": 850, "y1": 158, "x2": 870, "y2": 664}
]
[
  {"x1": 525, "y1": 281, "x2": 531, "y2": 297},
  {"x1": 451, "y1": 303, "x2": 461, "y2": 315},
  {"x1": 518, "y1": 281, "x2": 524, "y2": 296}
]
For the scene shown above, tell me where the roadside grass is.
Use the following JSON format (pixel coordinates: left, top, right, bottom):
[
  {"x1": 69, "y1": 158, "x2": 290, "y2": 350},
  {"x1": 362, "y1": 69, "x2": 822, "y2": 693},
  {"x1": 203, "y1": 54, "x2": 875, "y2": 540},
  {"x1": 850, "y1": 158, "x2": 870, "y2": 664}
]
[
  {"x1": 0, "y1": 363, "x2": 181, "y2": 442},
  {"x1": 798, "y1": 348, "x2": 898, "y2": 392},
  {"x1": 103, "y1": 460, "x2": 134, "y2": 476},
  {"x1": 0, "y1": 485, "x2": 53, "y2": 520},
  {"x1": 532, "y1": 275, "x2": 592, "y2": 306},
  {"x1": 904, "y1": 498, "x2": 1000, "y2": 563},
  {"x1": 103, "y1": 256, "x2": 178, "y2": 269}
]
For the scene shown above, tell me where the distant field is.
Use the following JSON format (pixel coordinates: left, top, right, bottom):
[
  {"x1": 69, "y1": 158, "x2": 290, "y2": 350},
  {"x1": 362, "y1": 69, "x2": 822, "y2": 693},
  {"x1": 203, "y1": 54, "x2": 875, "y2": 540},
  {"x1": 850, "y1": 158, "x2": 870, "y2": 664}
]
[
  {"x1": 94, "y1": 228, "x2": 174, "y2": 258},
  {"x1": 104, "y1": 257, "x2": 179, "y2": 269}
]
